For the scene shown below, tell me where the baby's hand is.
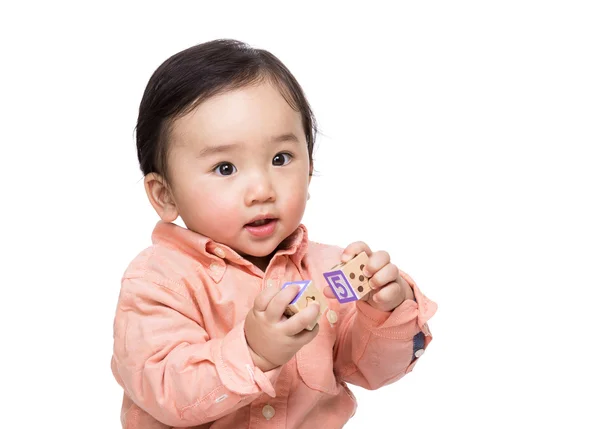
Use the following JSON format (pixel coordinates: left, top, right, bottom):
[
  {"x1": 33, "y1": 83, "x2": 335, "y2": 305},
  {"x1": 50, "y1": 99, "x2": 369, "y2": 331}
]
[
  {"x1": 324, "y1": 241, "x2": 414, "y2": 312},
  {"x1": 245, "y1": 283, "x2": 321, "y2": 372}
]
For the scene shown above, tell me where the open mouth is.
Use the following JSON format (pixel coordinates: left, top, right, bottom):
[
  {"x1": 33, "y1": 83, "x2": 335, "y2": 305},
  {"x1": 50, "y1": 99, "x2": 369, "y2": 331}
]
[
  {"x1": 246, "y1": 218, "x2": 275, "y2": 227},
  {"x1": 244, "y1": 217, "x2": 278, "y2": 237}
]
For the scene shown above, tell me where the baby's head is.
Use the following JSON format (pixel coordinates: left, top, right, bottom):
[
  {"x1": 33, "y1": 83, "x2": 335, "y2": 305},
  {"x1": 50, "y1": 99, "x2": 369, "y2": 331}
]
[{"x1": 136, "y1": 39, "x2": 317, "y2": 265}]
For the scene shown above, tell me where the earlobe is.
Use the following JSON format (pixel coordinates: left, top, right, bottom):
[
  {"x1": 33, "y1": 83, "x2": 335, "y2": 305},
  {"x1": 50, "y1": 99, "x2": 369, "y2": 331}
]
[{"x1": 144, "y1": 173, "x2": 179, "y2": 222}]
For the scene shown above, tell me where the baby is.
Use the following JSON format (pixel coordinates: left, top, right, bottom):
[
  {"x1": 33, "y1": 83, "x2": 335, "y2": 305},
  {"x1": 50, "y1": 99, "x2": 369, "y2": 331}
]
[{"x1": 111, "y1": 39, "x2": 437, "y2": 429}]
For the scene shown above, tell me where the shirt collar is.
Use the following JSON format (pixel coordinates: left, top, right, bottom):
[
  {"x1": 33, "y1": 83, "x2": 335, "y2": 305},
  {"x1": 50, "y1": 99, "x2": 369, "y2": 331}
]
[{"x1": 151, "y1": 221, "x2": 309, "y2": 269}]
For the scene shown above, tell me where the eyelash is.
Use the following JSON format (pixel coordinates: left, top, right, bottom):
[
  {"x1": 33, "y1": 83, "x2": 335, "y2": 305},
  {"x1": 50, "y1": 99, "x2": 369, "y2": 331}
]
[
  {"x1": 211, "y1": 152, "x2": 294, "y2": 176},
  {"x1": 213, "y1": 162, "x2": 236, "y2": 176},
  {"x1": 273, "y1": 152, "x2": 294, "y2": 166}
]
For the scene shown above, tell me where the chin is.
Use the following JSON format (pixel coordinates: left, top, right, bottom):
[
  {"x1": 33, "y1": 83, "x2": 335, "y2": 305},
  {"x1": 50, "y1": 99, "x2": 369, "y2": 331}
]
[
  {"x1": 249, "y1": 245, "x2": 279, "y2": 258},
  {"x1": 244, "y1": 239, "x2": 282, "y2": 258}
]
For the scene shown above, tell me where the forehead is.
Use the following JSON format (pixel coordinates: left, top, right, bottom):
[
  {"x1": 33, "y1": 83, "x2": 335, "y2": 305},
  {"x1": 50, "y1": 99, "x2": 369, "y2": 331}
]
[{"x1": 171, "y1": 82, "x2": 305, "y2": 150}]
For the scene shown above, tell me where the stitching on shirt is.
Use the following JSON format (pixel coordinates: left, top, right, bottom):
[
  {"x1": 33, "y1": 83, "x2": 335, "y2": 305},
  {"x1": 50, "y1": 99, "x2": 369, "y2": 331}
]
[
  {"x1": 122, "y1": 246, "x2": 156, "y2": 281},
  {"x1": 353, "y1": 330, "x2": 372, "y2": 365},
  {"x1": 180, "y1": 384, "x2": 224, "y2": 415},
  {"x1": 357, "y1": 304, "x2": 420, "y2": 339},
  {"x1": 122, "y1": 246, "x2": 193, "y2": 302},
  {"x1": 362, "y1": 316, "x2": 420, "y2": 340},
  {"x1": 297, "y1": 338, "x2": 338, "y2": 392},
  {"x1": 369, "y1": 329, "x2": 416, "y2": 340},
  {"x1": 124, "y1": 273, "x2": 191, "y2": 302},
  {"x1": 218, "y1": 346, "x2": 253, "y2": 390},
  {"x1": 147, "y1": 274, "x2": 192, "y2": 300}
]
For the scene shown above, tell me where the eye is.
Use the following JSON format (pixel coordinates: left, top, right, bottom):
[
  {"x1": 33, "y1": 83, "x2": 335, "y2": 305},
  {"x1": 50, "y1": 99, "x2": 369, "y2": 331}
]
[
  {"x1": 272, "y1": 152, "x2": 292, "y2": 166},
  {"x1": 214, "y1": 162, "x2": 237, "y2": 176}
]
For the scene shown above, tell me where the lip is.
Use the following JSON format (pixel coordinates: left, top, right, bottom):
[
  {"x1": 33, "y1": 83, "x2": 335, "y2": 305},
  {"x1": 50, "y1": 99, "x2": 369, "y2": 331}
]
[
  {"x1": 246, "y1": 213, "x2": 277, "y2": 225},
  {"x1": 244, "y1": 214, "x2": 278, "y2": 238}
]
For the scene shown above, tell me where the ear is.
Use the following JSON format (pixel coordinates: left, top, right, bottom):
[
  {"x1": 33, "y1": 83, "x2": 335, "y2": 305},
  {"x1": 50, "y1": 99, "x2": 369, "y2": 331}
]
[{"x1": 144, "y1": 173, "x2": 179, "y2": 222}]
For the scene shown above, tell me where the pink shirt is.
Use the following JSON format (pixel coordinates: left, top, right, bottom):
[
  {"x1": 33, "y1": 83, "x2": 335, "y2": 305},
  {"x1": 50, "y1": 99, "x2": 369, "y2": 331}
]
[{"x1": 111, "y1": 222, "x2": 437, "y2": 428}]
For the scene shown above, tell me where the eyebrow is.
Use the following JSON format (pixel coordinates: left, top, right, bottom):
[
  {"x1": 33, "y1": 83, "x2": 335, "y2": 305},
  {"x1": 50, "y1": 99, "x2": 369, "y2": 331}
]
[
  {"x1": 270, "y1": 133, "x2": 300, "y2": 144},
  {"x1": 196, "y1": 143, "x2": 240, "y2": 158},
  {"x1": 197, "y1": 133, "x2": 300, "y2": 158}
]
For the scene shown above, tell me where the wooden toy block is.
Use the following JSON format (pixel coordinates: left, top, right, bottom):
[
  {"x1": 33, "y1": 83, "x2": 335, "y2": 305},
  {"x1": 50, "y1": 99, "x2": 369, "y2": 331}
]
[
  {"x1": 323, "y1": 251, "x2": 372, "y2": 303},
  {"x1": 281, "y1": 280, "x2": 328, "y2": 331}
]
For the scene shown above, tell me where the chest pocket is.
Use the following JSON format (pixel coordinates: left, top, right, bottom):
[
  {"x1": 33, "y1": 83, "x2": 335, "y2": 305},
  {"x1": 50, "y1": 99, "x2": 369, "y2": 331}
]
[{"x1": 296, "y1": 310, "x2": 339, "y2": 396}]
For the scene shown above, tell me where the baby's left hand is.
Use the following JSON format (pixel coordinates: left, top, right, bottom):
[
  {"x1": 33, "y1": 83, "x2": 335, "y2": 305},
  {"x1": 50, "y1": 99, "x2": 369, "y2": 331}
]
[{"x1": 324, "y1": 241, "x2": 414, "y2": 312}]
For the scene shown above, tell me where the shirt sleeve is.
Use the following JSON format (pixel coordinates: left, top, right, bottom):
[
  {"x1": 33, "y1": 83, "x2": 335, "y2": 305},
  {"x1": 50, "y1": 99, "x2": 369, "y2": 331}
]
[
  {"x1": 111, "y1": 276, "x2": 282, "y2": 427},
  {"x1": 332, "y1": 269, "x2": 437, "y2": 389}
]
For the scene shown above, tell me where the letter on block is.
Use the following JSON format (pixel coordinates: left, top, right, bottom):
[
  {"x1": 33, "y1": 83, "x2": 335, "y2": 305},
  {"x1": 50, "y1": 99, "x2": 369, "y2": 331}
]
[
  {"x1": 281, "y1": 280, "x2": 328, "y2": 331},
  {"x1": 323, "y1": 251, "x2": 372, "y2": 303}
]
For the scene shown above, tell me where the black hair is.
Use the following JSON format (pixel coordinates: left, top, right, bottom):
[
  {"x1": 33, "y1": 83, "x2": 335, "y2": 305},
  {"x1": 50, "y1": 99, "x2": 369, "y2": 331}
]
[{"x1": 135, "y1": 39, "x2": 317, "y2": 184}]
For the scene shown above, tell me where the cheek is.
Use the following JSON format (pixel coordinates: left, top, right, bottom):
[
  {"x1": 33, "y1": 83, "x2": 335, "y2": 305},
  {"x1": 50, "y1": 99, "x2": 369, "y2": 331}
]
[
  {"x1": 279, "y1": 184, "x2": 308, "y2": 219},
  {"x1": 179, "y1": 183, "x2": 240, "y2": 225},
  {"x1": 199, "y1": 189, "x2": 240, "y2": 220}
]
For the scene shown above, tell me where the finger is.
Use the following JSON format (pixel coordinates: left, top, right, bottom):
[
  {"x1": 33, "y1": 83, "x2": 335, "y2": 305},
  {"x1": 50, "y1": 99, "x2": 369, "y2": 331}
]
[
  {"x1": 341, "y1": 241, "x2": 372, "y2": 263},
  {"x1": 370, "y1": 282, "x2": 404, "y2": 308},
  {"x1": 359, "y1": 289, "x2": 373, "y2": 302},
  {"x1": 322, "y1": 286, "x2": 335, "y2": 299},
  {"x1": 363, "y1": 251, "x2": 391, "y2": 277},
  {"x1": 291, "y1": 321, "x2": 320, "y2": 345},
  {"x1": 281, "y1": 302, "x2": 321, "y2": 335},
  {"x1": 368, "y1": 262, "x2": 399, "y2": 289},
  {"x1": 253, "y1": 283, "x2": 282, "y2": 312},
  {"x1": 264, "y1": 284, "x2": 300, "y2": 323}
]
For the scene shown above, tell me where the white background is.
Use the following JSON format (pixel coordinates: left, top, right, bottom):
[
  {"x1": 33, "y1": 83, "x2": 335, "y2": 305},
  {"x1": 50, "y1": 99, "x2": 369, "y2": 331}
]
[{"x1": 1, "y1": 1, "x2": 599, "y2": 427}]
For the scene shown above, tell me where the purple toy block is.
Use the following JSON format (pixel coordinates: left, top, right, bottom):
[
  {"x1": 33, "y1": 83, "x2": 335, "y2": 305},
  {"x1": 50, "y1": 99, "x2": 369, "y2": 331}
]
[
  {"x1": 323, "y1": 270, "x2": 358, "y2": 303},
  {"x1": 281, "y1": 280, "x2": 311, "y2": 304}
]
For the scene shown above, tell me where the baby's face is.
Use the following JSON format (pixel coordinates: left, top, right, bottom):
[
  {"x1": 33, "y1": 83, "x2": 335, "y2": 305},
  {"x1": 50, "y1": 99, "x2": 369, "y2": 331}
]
[{"x1": 166, "y1": 81, "x2": 311, "y2": 260}]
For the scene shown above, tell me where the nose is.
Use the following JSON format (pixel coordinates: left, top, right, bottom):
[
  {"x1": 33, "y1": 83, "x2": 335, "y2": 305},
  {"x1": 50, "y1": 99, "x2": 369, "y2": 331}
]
[{"x1": 244, "y1": 170, "x2": 276, "y2": 206}]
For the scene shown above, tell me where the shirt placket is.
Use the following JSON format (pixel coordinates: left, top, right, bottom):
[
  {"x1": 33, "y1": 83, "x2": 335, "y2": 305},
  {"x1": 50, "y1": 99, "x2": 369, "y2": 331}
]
[{"x1": 249, "y1": 357, "x2": 293, "y2": 428}]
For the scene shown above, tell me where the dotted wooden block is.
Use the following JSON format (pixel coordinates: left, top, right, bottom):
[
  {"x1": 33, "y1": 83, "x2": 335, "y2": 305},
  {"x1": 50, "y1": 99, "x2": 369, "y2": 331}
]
[
  {"x1": 281, "y1": 280, "x2": 328, "y2": 330},
  {"x1": 323, "y1": 252, "x2": 372, "y2": 303}
]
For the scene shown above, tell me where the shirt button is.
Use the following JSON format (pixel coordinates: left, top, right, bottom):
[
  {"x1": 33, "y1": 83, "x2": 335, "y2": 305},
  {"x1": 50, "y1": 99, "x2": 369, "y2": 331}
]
[
  {"x1": 415, "y1": 348, "x2": 425, "y2": 358},
  {"x1": 327, "y1": 310, "x2": 338, "y2": 324},
  {"x1": 262, "y1": 404, "x2": 275, "y2": 420},
  {"x1": 214, "y1": 247, "x2": 225, "y2": 258},
  {"x1": 267, "y1": 280, "x2": 274, "y2": 288},
  {"x1": 210, "y1": 263, "x2": 220, "y2": 272}
]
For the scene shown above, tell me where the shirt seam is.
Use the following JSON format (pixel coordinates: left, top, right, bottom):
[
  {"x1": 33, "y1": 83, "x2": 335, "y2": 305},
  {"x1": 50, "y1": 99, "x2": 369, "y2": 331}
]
[{"x1": 122, "y1": 246, "x2": 195, "y2": 303}]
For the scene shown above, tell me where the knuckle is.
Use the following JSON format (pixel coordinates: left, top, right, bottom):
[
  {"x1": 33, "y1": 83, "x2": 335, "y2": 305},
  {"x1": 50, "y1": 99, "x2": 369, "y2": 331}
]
[
  {"x1": 369, "y1": 275, "x2": 380, "y2": 288},
  {"x1": 375, "y1": 250, "x2": 389, "y2": 263}
]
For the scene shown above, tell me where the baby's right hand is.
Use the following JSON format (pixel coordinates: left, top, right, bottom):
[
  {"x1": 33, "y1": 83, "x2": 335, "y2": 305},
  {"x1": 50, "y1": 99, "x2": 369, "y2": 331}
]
[{"x1": 244, "y1": 283, "x2": 321, "y2": 372}]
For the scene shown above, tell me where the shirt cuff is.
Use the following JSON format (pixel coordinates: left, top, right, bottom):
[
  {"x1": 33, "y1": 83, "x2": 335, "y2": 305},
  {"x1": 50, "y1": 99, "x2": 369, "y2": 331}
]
[
  {"x1": 216, "y1": 322, "x2": 281, "y2": 397},
  {"x1": 355, "y1": 272, "x2": 437, "y2": 339}
]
